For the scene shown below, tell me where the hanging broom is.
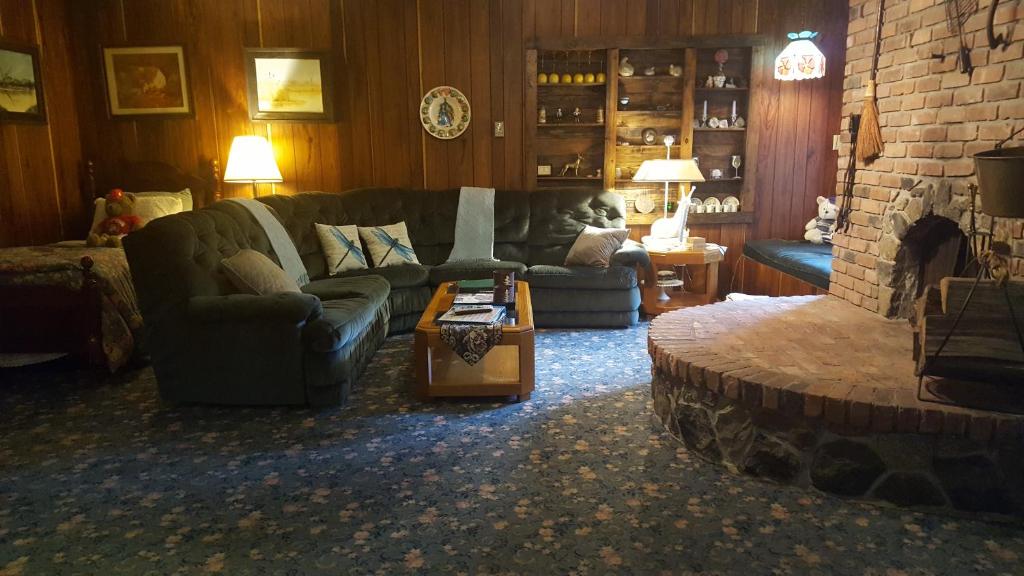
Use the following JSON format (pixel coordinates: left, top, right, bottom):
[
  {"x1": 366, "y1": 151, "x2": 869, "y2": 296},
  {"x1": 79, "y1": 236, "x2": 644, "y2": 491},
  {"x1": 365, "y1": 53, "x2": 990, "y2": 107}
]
[{"x1": 857, "y1": 0, "x2": 885, "y2": 164}]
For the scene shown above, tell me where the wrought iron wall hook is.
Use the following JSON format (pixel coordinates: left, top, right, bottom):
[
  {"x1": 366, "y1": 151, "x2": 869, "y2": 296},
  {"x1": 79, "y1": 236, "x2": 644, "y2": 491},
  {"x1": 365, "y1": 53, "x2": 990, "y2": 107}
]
[{"x1": 987, "y1": 0, "x2": 1011, "y2": 49}]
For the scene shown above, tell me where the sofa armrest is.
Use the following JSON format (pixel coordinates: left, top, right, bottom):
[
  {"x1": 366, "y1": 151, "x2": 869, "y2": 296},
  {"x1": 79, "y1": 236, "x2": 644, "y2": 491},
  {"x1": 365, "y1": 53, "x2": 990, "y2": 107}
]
[
  {"x1": 610, "y1": 239, "x2": 650, "y2": 269},
  {"x1": 188, "y1": 293, "x2": 323, "y2": 325}
]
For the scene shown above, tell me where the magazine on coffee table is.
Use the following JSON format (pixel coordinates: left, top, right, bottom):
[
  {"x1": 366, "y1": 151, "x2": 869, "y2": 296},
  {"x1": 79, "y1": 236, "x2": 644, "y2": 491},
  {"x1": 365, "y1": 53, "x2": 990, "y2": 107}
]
[
  {"x1": 453, "y1": 292, "x2": 495, "y2": 305},
  {"x1": 437, "y1": 305, "x2": 506, "y2": 324}
]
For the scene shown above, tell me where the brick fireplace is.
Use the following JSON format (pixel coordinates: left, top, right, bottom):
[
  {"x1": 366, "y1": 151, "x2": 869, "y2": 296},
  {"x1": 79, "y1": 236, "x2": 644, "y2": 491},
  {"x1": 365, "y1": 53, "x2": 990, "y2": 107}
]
[{"x1": 832, "y1": 0, "x2": 1024, "y2": 317}]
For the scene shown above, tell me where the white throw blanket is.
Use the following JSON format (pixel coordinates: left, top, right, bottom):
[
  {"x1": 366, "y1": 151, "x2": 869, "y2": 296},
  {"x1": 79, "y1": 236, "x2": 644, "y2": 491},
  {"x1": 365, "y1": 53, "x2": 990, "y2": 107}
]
[
  {"x1": 228, "y1": 198, "x2": 310, "y2": 286},
  {"x1": 447, "y1": 186, "x2": 497, "y2": 262}
]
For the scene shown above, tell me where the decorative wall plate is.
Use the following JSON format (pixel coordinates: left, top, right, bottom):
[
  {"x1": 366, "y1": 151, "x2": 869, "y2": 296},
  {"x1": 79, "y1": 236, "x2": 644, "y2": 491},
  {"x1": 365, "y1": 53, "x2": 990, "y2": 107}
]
[
  {"x1": 635, "y1": 196, "x2": 656, "y2": 214},
  {"x1": 641, "y1": 128, "x2": 658, "y2": 145},
  {"x1": 723, "y1": 196, "x2": 740, "y2": 207},
  {"x1": 420, "y1": 86, "x2": 471, "y2": 140}
]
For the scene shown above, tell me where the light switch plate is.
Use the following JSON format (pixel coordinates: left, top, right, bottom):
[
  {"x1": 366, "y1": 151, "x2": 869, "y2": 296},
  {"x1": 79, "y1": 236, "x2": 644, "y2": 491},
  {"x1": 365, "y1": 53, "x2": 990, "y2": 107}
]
[
  {"x1": 494, "y1": 121, "x2": 505, "y2": 137},
  {"x1": 832, "y1": 134, "x2": 841, "y2": 151}
]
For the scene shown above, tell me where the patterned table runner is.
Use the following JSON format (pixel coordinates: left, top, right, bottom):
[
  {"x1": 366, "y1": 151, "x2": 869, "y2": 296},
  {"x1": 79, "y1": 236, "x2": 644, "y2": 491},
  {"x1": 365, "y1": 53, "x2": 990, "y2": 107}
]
[{"x1": 439, "y1": 323, "x2": 504, "y2": 365}]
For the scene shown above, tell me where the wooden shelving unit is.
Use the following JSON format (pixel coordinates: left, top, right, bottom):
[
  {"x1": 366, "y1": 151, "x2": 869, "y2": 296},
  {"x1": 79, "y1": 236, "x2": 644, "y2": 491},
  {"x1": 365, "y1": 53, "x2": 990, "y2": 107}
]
[
  {"x1": 526, "y1": 38, "x2": 763, "y2": 226},
  {"x1": 609, "y1": 47, "x2": 690, "y2": 224},
  {"x1": 526, "y1": 49, "x2": 611, "y2": 190}
]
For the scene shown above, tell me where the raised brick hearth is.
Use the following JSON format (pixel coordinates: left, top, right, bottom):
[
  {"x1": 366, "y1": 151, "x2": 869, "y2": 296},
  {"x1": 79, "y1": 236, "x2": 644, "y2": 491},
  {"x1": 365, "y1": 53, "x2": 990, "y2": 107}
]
[
  {"x1": 832, "y1": 0, "x2": 1024, "y2": 317},
  {"x1": 649, "y1": 297, "x2": 1024, "y2": 517}
]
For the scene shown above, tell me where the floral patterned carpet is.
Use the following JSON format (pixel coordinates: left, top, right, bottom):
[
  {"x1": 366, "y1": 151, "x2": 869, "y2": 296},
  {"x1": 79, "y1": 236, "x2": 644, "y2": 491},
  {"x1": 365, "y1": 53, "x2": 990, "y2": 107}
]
[{"x1": 1, "y1": 326, "x2": 1022, "y2": 575}]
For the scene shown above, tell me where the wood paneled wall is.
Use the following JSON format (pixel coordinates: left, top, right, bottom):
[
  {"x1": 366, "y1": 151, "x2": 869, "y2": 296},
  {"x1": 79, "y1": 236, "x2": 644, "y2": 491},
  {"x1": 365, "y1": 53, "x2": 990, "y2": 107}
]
[
  {"x1": 0, "y1": 0, "x2": 82, "y2": 247},
  {"x1": 2, "y1": 0, "x2": 847, "y2": 270}
]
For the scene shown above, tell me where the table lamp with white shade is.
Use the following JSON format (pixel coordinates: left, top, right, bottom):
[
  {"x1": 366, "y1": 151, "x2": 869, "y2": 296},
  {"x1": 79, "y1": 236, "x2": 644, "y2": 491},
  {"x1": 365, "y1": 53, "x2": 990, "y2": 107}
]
[
  {"x1": 223, "y1": 135, "x2": 283, "y2": 197},
  {"x1": 633, "y1": 136, "x2": 704, "y2": 250}
]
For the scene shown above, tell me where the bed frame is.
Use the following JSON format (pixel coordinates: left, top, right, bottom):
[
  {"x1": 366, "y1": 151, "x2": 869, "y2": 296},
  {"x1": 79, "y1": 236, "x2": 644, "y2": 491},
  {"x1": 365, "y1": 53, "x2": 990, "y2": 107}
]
[{"x1": 0, "y1": 158, "x2": 219, "y2": 367}]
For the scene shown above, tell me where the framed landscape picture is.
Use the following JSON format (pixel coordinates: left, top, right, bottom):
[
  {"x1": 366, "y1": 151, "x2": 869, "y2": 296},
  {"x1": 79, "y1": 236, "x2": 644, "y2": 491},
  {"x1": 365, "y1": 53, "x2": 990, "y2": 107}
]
[
  {"x1": 103, "y1": 45, "x2": 191, "y2": 117},
  {"x1": 245, "y1": 48, "x2": 334, "y2": 121},
  {"x1": 0, "y1": 41, "x2": 46, "y2": 123}
]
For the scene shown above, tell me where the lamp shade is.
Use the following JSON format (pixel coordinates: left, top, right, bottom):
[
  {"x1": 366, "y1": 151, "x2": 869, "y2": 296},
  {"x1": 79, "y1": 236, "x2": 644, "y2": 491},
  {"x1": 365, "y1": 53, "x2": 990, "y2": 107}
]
[
  {"x1": 223, "y1": 136, "x2": 283, "y2": 183},
  {"x1": 774, "y1": 31, "x2": 826, "y2": 81},
  {"x1": 633, "y1": 159, "x2": 705, "y2": 183}
]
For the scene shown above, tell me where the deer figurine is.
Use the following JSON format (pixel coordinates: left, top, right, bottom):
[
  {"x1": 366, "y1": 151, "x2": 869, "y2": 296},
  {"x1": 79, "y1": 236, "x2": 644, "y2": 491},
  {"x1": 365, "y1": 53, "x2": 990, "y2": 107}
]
[{"x1": 560, "y1": 153, "x2": 584, "y2": 177}]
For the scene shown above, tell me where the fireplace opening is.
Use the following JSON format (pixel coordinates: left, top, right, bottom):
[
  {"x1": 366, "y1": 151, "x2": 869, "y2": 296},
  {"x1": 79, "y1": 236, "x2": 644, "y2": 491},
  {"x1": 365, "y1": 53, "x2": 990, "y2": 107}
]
[{"x1": 889, "y1": 215, "x2": 970, "y2": 319}]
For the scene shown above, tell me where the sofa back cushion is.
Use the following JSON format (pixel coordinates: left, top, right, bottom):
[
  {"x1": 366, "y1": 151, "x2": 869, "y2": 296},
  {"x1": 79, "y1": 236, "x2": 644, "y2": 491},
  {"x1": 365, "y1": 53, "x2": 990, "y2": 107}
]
[
  {"x1": 258, "y1": 189, "x2": 534, "y2": 275},
  {"x1": 260, "y1": 189, "x2": 457, "y2": 274},
  {"x1": 527, "y1": 190, "x2": 627, "y2": 265},
  {"x1": 492, "y1": 190, "x2": 531, "y2": 262},
  {"x1": 123, "y1": 207, "x2": 254, "y2": 325},
  {"x1": 250, "y1": 188, "x2": 621, "y2": 275}
]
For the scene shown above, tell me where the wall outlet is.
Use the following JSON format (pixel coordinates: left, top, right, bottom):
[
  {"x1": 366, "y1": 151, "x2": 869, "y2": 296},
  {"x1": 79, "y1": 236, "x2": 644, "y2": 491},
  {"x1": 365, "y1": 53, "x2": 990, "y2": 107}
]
[
  {"x1": 494, "y1": 121, "x2": 505, "y2": 137},
  {"x1": 832, "y1": 134, "x2": 841, "y2": 151}
]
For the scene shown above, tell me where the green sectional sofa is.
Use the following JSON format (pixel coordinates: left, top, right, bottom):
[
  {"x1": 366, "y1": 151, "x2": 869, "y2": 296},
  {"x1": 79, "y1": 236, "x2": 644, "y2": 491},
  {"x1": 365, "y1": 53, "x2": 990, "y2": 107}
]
[{"x1": 123, "y1": 188, "x2": 647, "y2": 407}]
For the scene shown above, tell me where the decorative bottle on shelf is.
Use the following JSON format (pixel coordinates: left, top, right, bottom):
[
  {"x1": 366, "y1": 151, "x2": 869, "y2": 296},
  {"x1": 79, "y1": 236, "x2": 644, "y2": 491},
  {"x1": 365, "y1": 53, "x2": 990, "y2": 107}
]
[
  {"x1": 596, "y1": 106, "x2": 604, "y2": 124},
  {"x1": 539, "y1": 106, "x2": 547, "y2": 124}
]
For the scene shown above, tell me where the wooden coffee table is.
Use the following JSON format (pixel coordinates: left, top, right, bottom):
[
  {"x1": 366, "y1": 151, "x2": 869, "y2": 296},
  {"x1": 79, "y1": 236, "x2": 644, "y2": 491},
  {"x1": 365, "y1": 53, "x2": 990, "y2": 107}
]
[{"x1": 414, "y1": 281, "x2": 535, "y2": 402}]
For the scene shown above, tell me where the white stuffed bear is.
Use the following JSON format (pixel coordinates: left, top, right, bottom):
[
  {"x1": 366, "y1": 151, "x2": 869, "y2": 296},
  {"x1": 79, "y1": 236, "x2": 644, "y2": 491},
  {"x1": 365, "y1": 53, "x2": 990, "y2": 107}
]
[{"x1": 804, "y1": 196, "x2": 838, "y2": 244}]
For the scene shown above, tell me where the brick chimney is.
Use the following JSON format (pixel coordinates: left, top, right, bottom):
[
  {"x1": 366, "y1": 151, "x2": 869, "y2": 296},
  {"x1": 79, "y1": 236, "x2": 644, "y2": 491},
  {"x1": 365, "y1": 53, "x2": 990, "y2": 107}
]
[{"x1": 832, "y1": 0, "x2": 1023, "y2": 317}]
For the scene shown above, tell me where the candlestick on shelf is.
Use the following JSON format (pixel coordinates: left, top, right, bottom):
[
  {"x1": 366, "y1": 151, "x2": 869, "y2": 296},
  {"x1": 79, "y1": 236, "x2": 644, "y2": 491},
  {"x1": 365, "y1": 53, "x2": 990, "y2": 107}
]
[{"x1": 731, "y1": 100, "x2": 737, "y2": 123}]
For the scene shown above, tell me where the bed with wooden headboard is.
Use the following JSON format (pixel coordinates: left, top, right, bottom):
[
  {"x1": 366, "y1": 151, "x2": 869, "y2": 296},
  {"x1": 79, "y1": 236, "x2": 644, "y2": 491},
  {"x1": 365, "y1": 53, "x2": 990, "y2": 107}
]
[{"x1": 0, "y1": 159, "x2": 218, "y2": 371}]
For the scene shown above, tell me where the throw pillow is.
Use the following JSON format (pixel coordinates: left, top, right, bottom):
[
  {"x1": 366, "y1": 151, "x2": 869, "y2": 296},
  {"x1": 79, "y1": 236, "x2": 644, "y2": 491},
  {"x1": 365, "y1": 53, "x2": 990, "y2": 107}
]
[
  {"x1": 565, "y1": 226, "x2": 630, "y2": 267},
  {"x1": 358, "y1": 222, "x2": 420, "y2": 268},
  {"x1": 315, "y1": 223, "x2": 368, "y2": 275},
  {"x1": 221, "y1": 249, "x2": 301, "y2": 295}
]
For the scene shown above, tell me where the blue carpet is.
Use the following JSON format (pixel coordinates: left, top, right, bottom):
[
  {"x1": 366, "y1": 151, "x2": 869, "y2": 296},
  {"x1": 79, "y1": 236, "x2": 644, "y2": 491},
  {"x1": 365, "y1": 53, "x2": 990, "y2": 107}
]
[{"x1": 1, "y1": 326, "x2": 1022, "y2": 575}]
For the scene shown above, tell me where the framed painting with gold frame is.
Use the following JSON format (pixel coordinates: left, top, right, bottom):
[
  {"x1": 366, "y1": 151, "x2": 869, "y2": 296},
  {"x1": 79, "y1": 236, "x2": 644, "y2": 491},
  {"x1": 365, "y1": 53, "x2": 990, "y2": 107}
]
[
  {"x1": 244, "y1": 48, "x2": 334, "y2": 122},
  {"x1": 103, "y1": 45, "x2": 192, "y2": 117}
]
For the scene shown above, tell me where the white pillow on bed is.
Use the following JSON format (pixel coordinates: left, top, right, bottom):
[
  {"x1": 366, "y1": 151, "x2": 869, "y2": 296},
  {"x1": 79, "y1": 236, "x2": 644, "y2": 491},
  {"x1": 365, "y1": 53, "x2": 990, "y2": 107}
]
[{"x1": 90, "y1": 189, "x2": 192, "y2": 231}]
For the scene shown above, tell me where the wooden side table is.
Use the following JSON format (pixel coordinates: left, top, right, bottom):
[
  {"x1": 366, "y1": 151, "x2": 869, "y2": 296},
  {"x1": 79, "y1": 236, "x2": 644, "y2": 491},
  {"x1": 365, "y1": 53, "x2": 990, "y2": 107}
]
[{"x1": 642, "y1": 246, "x2": 725, "y2": 316}]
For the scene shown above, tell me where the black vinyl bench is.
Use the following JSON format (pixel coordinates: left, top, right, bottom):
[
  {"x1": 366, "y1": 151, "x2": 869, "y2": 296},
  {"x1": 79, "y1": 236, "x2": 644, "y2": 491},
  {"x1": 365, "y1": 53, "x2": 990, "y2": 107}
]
[{"x1": 737, "y1": 239, "x2": 833, "y2": 293}]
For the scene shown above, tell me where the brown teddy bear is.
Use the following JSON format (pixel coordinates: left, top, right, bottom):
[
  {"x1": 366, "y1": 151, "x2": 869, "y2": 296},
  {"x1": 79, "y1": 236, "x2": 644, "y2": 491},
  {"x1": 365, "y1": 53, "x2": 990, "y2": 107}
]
[{"x1": 87, "y1": 188, "x2": 145, "y2": 248}]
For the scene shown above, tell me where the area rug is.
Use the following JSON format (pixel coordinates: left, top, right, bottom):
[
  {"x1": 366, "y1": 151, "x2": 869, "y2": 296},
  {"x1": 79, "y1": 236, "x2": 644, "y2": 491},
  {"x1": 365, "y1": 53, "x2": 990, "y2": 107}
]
[{"x1": 1, "y1": 327, "x2": 1022, "y2": 575}]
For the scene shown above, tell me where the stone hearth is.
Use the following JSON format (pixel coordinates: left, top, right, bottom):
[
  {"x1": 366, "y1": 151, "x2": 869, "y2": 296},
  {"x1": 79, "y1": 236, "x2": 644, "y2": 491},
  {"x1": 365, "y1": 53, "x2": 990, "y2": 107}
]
[{"x1": 649, "y1": 296, "x2": 1024, "y2": 517}]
